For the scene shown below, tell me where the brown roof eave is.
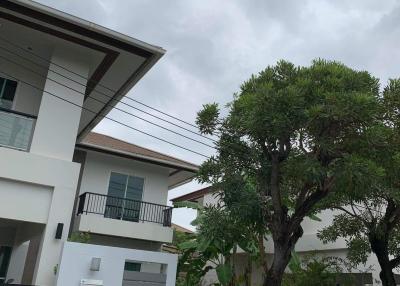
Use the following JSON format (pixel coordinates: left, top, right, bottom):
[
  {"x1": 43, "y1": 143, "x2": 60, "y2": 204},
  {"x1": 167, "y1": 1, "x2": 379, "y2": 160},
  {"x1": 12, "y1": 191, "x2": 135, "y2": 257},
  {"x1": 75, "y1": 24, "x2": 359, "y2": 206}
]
[
  {"x1": 76, "y1": 143, "x2": 198, "y2": 173},
  {"x1": 171, "y1": 186, "x2": 212, "y2": 203}
]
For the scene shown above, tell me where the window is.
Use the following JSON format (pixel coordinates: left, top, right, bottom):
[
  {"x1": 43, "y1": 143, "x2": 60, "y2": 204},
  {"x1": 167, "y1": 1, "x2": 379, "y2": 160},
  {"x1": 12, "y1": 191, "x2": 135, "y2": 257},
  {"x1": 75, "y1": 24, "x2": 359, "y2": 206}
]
[
  {"x1": 105, "y1": 172, "x2": 144, "y2": 222},
  {"x1": 0, "y1": 246, "x2": 11, "y2": 282},
  {"x1": 0, "y1": 77, "x2": 17, "y2": 110},
  {"x1": 124, "y1": 262, "x2": 141, "y2": 272}
]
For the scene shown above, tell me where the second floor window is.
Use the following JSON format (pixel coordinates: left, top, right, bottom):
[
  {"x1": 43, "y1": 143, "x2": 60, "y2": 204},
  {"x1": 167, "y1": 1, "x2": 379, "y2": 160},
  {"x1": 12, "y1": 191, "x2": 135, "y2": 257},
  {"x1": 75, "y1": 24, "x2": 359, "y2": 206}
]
[
  {"x1": 0, "y1": 77, "x2": 17, "y2": 110},
  {"x1": 105, "y1": 172, "x2": 144, "y2": 222}
]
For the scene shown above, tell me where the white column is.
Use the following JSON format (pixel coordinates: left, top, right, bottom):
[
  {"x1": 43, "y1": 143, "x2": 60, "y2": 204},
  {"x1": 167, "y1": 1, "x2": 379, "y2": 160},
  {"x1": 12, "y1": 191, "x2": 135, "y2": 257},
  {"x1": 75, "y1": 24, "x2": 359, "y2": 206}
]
[
  {"x1": 32, "y1": 184, "x2": 80, "y2": 285},
  {"x1": 165, "y1": 257, "x2": 178, "y2": 286},
  {"x1": 30, "y1": 46, "x2": 89, "y2": 161},
  {"x1": 27, "y1": 45, "x2": 89, "y2": 285}
]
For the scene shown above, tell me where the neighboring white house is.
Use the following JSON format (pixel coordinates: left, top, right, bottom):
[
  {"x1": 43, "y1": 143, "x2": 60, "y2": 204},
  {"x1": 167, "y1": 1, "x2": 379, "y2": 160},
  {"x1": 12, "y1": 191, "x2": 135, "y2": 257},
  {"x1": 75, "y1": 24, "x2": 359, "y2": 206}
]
[
  {"x1": 0, "y1": 1, "x2": 198, "y2": 285},
  {"x1": 172, "y1": 187, "x2": 400, "y2": 286}
]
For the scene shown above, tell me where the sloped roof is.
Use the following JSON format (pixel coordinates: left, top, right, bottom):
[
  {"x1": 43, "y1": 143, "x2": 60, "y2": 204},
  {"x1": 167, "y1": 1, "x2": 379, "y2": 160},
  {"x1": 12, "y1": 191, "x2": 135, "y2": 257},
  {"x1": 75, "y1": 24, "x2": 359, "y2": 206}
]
[
  {"x1": 171, "y1": 186, "x2": 212, "y2": 203},
  {"x1": 78, "y1": 132, "x2": 199, "y2": 172},
  {"x1": 171, "y1": 223, "x2": 194, "y2": 234}
]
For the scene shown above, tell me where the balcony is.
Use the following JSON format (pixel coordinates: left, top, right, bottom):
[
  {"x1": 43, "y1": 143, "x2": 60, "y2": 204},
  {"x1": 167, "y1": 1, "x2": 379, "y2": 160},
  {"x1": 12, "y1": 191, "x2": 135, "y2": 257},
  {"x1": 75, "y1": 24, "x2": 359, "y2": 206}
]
[
  {"x1": 0, "y1": 108, "x2": 36, "y2": 151},
  {"x1": 76, "y1": 192, "x2": 174, "y2": 243}
]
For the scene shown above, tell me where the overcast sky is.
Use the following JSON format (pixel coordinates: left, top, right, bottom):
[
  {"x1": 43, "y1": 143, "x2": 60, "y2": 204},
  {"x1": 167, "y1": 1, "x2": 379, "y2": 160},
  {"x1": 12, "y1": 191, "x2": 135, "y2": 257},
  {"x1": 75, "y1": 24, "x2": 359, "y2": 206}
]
[{"x1": 37, "y1": 0, "x2": 400, "y2": 230}]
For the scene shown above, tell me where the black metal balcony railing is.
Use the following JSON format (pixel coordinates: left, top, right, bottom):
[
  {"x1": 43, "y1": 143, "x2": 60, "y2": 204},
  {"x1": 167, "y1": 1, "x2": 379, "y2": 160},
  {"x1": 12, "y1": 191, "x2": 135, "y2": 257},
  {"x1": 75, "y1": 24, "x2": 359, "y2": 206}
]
[
  {"x1": 77, "y1": 192, "x2": 173, "y2": 227},
  {"x1": 0, "y1": 107, "x2": 36, "y2": 151}
]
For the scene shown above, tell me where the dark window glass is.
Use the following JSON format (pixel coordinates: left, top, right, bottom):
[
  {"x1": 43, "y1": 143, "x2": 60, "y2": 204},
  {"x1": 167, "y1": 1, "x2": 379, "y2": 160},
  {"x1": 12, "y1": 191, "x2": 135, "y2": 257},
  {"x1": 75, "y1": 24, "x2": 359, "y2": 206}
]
[
  {"x1": 126, "y1": 176, "x2": 144, "y2": 201},
  {"x1": 108, "y1": 173, "x2": 127, "y2": 198},
  {"x1": 0, "y1": 246, "x2": 12, "y2": 280},
  {"x1": 124, "y1": 262, "x2": 141, "y2": 272},
  {"x1": 105, "y1": 173, "x2": 127, "y2": 219},
  {"x1": 105, "y1": 172, "x2": 144, "y2": 221},
  {"x1": 0, "y1": 77, "x2": 17, "y2": 109}
]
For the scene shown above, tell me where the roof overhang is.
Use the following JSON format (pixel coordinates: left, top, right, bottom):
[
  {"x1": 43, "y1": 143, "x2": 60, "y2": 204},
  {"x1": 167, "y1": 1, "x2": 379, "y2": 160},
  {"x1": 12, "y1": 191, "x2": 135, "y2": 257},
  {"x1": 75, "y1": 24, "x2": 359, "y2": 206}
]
[
  {"x1": 171, "y1": 186, "x2": 212, "y2": 203},
  {"x1": 0, "y1": 0, "x2": 165, "y2": 140}
]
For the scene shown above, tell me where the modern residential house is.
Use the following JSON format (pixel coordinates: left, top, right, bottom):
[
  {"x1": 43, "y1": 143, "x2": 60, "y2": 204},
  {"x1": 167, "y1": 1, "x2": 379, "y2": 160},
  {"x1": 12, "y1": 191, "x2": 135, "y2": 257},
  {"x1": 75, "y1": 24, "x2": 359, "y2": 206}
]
[
  {"x1": 172, "y1": 187, "x2": 400, "y2": 286},
  {"x1": 0, "y1": 1, "x2": 197, "y2": 285}
]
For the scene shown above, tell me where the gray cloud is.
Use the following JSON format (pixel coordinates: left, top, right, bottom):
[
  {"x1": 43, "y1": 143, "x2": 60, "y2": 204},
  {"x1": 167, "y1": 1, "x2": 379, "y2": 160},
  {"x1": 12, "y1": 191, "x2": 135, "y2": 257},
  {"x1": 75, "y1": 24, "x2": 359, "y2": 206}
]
[{"x1": 37, "y1": 0, "x2": 400, "y2": 229}]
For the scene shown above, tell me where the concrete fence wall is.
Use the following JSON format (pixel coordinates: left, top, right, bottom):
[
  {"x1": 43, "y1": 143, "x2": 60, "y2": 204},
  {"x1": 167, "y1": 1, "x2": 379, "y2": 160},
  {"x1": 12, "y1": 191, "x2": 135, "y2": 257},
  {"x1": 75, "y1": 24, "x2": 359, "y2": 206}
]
[{"x1": 56, "y1": 242, "x2": 177, "y2": 286}]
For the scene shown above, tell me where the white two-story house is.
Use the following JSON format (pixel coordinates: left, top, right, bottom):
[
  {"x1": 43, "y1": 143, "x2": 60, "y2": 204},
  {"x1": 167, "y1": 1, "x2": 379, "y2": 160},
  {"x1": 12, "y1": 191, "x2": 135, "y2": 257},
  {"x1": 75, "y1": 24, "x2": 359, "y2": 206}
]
[{"x1": 0, "y1": 1, "x2": 197, "y2": 285}]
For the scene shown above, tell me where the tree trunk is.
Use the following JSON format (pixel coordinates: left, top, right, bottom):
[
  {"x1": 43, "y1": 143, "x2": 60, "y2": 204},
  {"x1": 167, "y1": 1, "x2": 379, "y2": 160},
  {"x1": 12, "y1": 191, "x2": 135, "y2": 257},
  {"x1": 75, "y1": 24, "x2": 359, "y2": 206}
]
[
  {"x1": 244, "y1": 254, "x2": 252, "y2": 286},
  {"x1": 369, "y1": 235, "x2": 396, "y2": 286},
  {"x1": 263, "y1": 226, "x2": 303, "y2": 286}
]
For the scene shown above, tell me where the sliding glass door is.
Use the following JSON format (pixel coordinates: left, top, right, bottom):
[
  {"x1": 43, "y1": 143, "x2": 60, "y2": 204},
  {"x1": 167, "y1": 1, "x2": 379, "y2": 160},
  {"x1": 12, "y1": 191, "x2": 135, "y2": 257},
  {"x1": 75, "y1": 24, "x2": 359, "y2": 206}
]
[{"x1": 105, "y1": 172, "x2": 144, "y2": 222}]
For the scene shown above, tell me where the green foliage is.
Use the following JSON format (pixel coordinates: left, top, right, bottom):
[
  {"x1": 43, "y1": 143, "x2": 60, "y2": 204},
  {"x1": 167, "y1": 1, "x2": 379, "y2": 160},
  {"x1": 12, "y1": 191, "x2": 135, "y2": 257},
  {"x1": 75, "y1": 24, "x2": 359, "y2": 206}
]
[
  {"x1": 68, "y1": 231, "x2": 90, "y2": 243},
  {"x1": 174, "y1": 200, "x2": 203, "y2": 210},
  {"x1": 177, "y1": 198, "x2": 263, "y2": 286},
  {"x1": 196, "y1": 103, "x2": 220, "y2": 135},
  {"x1": 172, "y1": 229, "x2": 195, "y2": 248},
  {"x1": 318, "y1": 77, "x2": 400, "y2": 285},
  {"x1": 284, "y1": 256, "x2": 353, "y2": 286},
  {"x1": 216, "y1": 264, "x2": 233, "y2": 285}
]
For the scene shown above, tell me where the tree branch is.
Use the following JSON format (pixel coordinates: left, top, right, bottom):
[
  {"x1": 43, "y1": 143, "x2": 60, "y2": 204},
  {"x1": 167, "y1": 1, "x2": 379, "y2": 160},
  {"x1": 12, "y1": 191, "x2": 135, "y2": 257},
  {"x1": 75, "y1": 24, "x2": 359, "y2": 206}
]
[
  {"x1": 289, "y1": 177, "x2": 334, "y2": 234},
  {"x1": 333, "y1": 206, "x2": 359, "y2": 219},
  {"x1": 270, "y1": 153, "x2": 283, "y2": 218},
  {"x1": 390, "y1": 255, "x2": 400, "y2": 269}
]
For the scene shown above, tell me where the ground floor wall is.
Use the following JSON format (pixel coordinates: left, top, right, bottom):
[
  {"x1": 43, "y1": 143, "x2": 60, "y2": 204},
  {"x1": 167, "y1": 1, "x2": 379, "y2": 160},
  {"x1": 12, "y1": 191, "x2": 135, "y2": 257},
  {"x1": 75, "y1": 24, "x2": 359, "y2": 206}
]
[
  {"x1": 56, "y1": 242, "x2": 178, "y2": 286},
  {"x1": 0, "y1": 148, "x2": 81, "y2": 285}
]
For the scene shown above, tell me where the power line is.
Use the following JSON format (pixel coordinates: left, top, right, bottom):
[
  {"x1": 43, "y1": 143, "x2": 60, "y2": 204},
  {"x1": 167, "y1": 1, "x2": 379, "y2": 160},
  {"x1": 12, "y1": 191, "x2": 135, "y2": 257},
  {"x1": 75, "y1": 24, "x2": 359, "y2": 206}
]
[
  {"x1": 0, "y1": 35, "x2": 205, "y2": 131},
  {"x1": 0, "y1": 43, "x2": 216, "y2": 143},
  {"x1": 0, "y1": 70, "x2": 210, "y2": 159},
  {"x1": 0, "y1": 55, "x2": 216, "y2": 149}
]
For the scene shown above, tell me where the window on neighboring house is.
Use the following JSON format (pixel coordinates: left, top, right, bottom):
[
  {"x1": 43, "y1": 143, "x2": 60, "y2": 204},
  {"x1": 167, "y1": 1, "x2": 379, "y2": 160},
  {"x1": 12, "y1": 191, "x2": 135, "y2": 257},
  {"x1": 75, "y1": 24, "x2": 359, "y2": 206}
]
[
  {"x1": 105, "y1": 172, "x2": 144, "y2": 222},
  {"x1": 0, "y1": 246, "x2": 12, "y2": 283},
  {"x1": 124, "y1": 261, "x2": 141, "y2": 272},
  {"x1": 0, "y1": 77, "x2": 17, "y2": 110}
]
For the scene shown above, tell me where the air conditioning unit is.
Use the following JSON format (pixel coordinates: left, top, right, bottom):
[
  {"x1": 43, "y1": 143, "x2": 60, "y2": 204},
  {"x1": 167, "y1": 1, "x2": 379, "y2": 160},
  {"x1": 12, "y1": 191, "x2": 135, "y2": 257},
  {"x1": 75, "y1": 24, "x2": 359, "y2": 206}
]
[{"x1": 80, "y1": 279, "x2": 103, "y2": 286}]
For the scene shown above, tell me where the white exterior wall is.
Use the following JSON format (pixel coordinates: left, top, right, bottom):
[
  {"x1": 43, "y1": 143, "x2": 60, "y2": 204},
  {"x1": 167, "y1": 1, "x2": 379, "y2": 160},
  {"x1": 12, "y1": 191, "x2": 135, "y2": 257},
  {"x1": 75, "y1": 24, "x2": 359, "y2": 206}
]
[
  {"x1": 79, "y1": 151, "x2": 169, "y2": 205},
  {"x1": 0, "y1": 147, "x2": 81, "y2": 285},
  {"x1": 0, "y1": 179, "x2": 52, "y2": 224},
  {"x1": 56, "y1": 242, "x2": 178, "y2": 286},
  {"x1": 6, "y1": 242, "x2": 29, "y2": 284},
  {"x1": 76, "y1": 214, "x2": 173, "y2": 243},
  {"x1": 0, "y1": 42, "x2": 95, "y2": 285},
  {"x1": 30, "y1": 46, "x2": 89, "y2": 160},
  {"x1": 0, "y1": 48, "x2": 46, "y2": 117},
  {"x1": 75, "y1": 151, "x2": 173, "y2": 244}
]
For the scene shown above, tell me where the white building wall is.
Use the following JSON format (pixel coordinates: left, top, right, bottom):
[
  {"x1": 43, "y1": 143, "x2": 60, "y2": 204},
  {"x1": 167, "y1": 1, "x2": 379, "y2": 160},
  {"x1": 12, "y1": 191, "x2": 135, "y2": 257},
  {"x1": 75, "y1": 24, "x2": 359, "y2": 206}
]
[
  {"x1": 56, "y1": 242, "x2": 178, "y2": 286},
  {"x1": 0, "y1": 178, "x2": 52, "y2": 224},
  {"x1": 79, "y1": 151, "x2": 170, "y2": 206},
  {"x1": 76, "y1": 214, "x2": 173, "y2": 243},
  {"x1": 6, "y1": 242, "x2": 29, "y2": 284},
  {"x1": 0, "y1": 48, "x2": 46, "y2": 117},
  {"x1": 30, "y1": 46, "x2": 89, "y2": 161},
  {"x1": 203, "y1": 192, "x2": 219, "y2": 207},
  {"x1": 74, "y1": 151, "x2": 173, "y2": 244},
  {"x1": 0, "y1": 147, "x2": 80, "y2": 286}
]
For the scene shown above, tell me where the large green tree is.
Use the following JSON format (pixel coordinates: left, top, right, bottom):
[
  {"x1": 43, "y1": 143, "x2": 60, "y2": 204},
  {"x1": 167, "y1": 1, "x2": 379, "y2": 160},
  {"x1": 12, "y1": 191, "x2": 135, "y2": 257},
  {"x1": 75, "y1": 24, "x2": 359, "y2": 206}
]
[
  {"x1": 318, "y1": 79, "x2": 400, "y2": 286},
  {"x1": 196, "y1": 59, "x2": 381, "y2": 285}
]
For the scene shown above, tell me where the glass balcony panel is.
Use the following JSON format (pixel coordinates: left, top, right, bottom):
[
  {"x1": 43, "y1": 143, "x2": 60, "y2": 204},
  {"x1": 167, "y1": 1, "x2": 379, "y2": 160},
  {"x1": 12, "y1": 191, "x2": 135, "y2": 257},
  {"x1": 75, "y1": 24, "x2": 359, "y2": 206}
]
[{"x1": 0, "y1": 108, "x2": 35, "y2": 151}]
